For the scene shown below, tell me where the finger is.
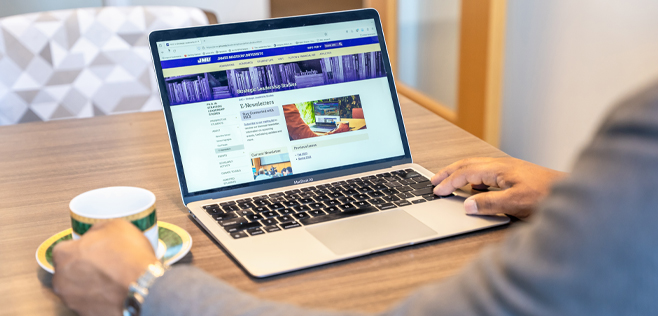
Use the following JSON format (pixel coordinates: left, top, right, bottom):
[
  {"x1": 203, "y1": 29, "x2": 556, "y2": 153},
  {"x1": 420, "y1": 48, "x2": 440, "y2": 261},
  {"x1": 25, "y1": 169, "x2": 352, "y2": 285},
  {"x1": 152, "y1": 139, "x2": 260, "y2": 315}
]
[
  {"x1": 433, "y1": 163, "x2": 500, "y2": 196},
  {"x1": 464, "y1": 189, "x2": 521, "y2": 217},
  {"x1": 431, "y1": 157, "x2": 492, "y2": 185},
  {"x1": 52, "y1": 240, "x2": 76, "y2": 268}
]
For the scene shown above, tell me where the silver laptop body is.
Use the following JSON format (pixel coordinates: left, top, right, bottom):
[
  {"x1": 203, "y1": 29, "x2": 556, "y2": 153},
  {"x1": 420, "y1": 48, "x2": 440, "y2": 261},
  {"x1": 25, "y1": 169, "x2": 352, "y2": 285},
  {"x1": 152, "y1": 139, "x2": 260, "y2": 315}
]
[{"x1": 149, "y1": 9, "x2": 509, "y2": 277}]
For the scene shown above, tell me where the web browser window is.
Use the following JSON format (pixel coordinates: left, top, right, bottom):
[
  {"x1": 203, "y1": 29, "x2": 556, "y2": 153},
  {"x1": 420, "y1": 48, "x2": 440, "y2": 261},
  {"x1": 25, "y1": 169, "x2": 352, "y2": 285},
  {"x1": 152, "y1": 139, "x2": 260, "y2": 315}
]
[{"x1": 156, "y1": 19, "x2": 405, "y2": 193}]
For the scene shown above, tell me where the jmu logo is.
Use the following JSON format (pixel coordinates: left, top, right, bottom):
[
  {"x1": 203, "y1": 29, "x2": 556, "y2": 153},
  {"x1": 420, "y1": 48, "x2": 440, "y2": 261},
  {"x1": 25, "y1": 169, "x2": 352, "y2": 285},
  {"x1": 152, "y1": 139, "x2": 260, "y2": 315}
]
[{"x1": 197, "y1": 57, "x2": 211, "y2": 63}]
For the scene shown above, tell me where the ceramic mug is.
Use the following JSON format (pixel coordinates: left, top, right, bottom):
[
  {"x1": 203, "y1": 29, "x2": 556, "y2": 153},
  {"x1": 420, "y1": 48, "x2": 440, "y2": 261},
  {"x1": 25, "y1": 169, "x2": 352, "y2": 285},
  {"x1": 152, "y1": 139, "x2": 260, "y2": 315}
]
[{"x1": 69, "y1": 186, "x2": 158, "y2": 251}]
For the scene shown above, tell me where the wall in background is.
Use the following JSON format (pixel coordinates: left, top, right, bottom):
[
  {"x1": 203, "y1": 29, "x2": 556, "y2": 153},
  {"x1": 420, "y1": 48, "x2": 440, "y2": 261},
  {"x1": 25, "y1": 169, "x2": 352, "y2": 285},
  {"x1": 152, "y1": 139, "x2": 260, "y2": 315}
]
[
  {"x1": 0, "y1": 0, "x2": 102, "y2": 17},
  {"x1": 501, "y1": 0, "x2": 658, "y2": 171},
  {"x1": 0, "y1": 0, "x2": 269, "y2": 23}
]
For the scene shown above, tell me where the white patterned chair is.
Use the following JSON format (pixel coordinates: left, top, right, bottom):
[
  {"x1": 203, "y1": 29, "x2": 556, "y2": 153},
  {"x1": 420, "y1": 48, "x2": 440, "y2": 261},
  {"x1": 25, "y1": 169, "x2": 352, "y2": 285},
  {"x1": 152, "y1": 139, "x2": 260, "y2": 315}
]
[{"x1": 0, "y1": 6, "x2": 214, "y2": 125}]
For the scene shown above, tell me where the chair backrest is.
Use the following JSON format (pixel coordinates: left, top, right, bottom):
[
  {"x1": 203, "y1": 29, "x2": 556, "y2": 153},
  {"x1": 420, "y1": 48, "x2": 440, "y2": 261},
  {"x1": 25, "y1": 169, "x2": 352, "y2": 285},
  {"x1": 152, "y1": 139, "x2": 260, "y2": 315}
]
[
  {"x1": 352, "y1": 107, "x2": 364, "y2": 119},
  {"x1": 0, "y1": 6, "x2": 210, "y2": 125}
]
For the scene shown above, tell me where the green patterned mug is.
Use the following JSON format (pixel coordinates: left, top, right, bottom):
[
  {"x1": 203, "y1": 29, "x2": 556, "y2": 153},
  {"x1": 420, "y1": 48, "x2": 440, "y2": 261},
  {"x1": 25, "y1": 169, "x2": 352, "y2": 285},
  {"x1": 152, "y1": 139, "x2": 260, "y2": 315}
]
[{"x1": 69, "y1": 187, "x2": 158, "y2": 250}]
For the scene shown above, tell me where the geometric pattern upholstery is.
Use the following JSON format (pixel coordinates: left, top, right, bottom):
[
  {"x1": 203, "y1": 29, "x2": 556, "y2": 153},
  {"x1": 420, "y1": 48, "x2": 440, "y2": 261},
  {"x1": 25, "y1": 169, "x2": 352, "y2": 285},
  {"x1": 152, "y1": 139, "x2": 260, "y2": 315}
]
[{"x1": 0, "y1": 6, "x2": 209, "y2": 125}]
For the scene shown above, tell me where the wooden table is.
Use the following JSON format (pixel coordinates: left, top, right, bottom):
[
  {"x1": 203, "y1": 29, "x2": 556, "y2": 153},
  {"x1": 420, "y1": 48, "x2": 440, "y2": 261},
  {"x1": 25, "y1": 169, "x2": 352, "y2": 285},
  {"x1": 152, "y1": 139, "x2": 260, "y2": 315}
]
[{"x1": 0, "y1": 96, "x2": 509, "y2": 315}]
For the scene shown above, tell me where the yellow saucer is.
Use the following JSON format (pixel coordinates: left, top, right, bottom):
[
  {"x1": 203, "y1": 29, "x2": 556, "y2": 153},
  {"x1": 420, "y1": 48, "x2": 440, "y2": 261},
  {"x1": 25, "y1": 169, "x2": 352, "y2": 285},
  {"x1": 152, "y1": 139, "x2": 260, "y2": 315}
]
[{"x1": 36, "y1": 221, "x2": 192, "y2": 273}]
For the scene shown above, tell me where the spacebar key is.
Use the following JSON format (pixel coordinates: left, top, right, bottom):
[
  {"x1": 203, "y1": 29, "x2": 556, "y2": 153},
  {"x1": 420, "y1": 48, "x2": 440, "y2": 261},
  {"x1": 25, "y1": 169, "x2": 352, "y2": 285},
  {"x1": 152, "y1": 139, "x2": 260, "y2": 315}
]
[{"x1": 299, "y1": 206, "x2": 378, "y2": 225}]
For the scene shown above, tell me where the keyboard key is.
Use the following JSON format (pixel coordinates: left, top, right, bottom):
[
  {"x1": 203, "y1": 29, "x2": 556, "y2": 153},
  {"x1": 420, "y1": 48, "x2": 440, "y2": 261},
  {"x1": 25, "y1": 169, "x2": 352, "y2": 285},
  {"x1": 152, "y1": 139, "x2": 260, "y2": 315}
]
[
  {"x1": 269, "y1": 203, "x2": 285, "y2": 210},
  {"x1": 223, "y1": 221, "x2": 261, "y2": 233},
  {"x1": 382, "y1": 195, "x2": 401, "y2": 202},
  {"x1": 412, "y1": 187, "x2": 434, "y2": 196},
  {"x1": 394, "y1": 200, "x2": 412, "y2": 206},
  {"x1": 238, "y1": 202, "x2": 255, "y2": 209},
  {"x1": 400, "y1": 179, "x2": 416, "y2": 185},
  {"x1": 203, "y1": 204, "x2": 220, "y2": 210},
  {"x1": 353, "y1": 200, "x2": 371, "y2": 208},
  {"x1": 381, "y1": 188, "x2": 398, "y2": 195},
  {"x1": 397, "y1": 186, "x2": 414, "y2": 193},
  {"x1": 308, "y1": 209, "x2": 326, "y2": 217},
  {"x1": 247, "y1": 228, "x2": 265, "y2": 236},
  {"x1": 338, "y1": 196, "x2": 356, "y2": 203},
  {"x1": 264, "y1": 225, "x2": 281, "y2": 233},
  {"x1": 372, "y1": 184, "x2": 388, "y2": 191},
  {"x1": 325, "y1": 199, "x2": 341, "y2": 206},
  {"x1": 293, "y1": 212, "x2": 310, "y2": 220},
  {"x1": 299, "y1": 198, "x2": 315, "y2": 204},
  {"x1": 401, "y1": 172, "x2": 422, "y2": 179},
  {"x1": 294, "y1": 205, "x2": 311, "y2": 212},
  {"x1": 277, "y1": 208, "x2": 295, "y2": 216},
  {"x1": 236, "y1": 209, "x2": 254, "y2": 217},
  {"x1": 283, "y1": 200, "x2": 300, "y2": 208},
  {"x1": 299, "y1": 206, "x2": 379, "y2": 226},
  {"x1": 412, "y1": 199, "x2": 427, "y2": 204},
  {"x1": 339, "y1": 203, "x2": 357, "y2": 211},
  {"x1": 269, "y1": 193, "x2": 284, "y2": 197},
  {"x1": 284, "y1": 189, "x2": 301, "y2": 195},
  {"x1": 253, "y1": 200, "x2": 270, "y2": 207},
  {"x1": 246, "y1": 213, "x2": 264, "y2": 221},
  {"x1": 280, "y1": 221, "x2": 301, "y2": 229},
  {"x1": 328, "y1": 192, "x2": 344, "y2": 199},
  {"x1": 261, "y1": 218, "x2": 278, "y2": 226},
  {"x1": 323, "y1": 206, "x2": 340, "y2": 213},
  {"x1": 261, "y1": 211, "x2": 278, "y2": 218},
  {"x1": 253, "y1": 195, "x2": 269, "y2": 200},
  {"x1": 423, "y1": 194, "x2": 440, "y2": 201},
  {"x1": 270, "y1": 197, "x2": 286, "y2": 203},
  {"x1": 357, "y1": 186, "x2": 374, "y2": 193},
  {"x1": 278, "y1": 215, "x2": 293, "y2": 222},
  {"x1": 370, "y1": 198, "x2": 385, "y2": 205},
  {"x1": 314, "y1": 195, "x2": 331, "y2": 202},
  {"x1": 214, "y1": 212, "x2": 238, "y2": 221},
  {"x1": 377, "y1": 203, "x2": 397, "y2": 210},
  {"x1": 220, "y1": 201, "x2": 237, "y2": 206},
  {"x1": 399, "y1": 192, "x2": 415, "y2": 199},
  {"x1": 230, "y1": 231, "x2": 249, "y2": 239},
  {"x1": 386, "y1": 181, "x2": 403, "y2": 188},
  {"x1": 354, "y1": 194, "x2": 370, "y2": 201},
  {"x1": 219, "y1": 217, "x2": 248, "y2": 227},
  {"x1": 252, "y1": 206, "x2": 269, "y2": 213},
  {"x1": 222, "y1": 205, "x2": 240, "y2": 212},
  {"x1": 205, "y1": 207, "x2": 222, "y2": 215},
  {"x1": 369, "y1": 191, "x2": 385, "y2": 198},
  {"x1": 411, "y1": 181, "x2": 433, "y2": 189},
  {"x1": 308, "y1": 202, "x2": 325, "y2": 209},
  {"x1": 343, "y1": 188, "x2": 359, "y2": 196}
]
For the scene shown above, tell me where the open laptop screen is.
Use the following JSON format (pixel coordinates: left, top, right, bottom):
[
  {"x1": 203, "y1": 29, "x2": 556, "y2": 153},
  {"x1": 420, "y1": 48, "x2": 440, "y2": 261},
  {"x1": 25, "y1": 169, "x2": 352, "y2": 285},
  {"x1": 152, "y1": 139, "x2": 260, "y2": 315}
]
[{"x1": 152, "y1": 12, "x2": 408, "y2": 196}]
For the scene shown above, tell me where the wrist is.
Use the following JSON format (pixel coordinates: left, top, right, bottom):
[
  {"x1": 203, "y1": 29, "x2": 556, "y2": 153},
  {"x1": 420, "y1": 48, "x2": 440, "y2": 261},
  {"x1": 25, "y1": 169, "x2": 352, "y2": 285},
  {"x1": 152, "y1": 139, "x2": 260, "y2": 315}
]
[{"x1": 123, "y1": 261, "x2": 169, "y2": 316}]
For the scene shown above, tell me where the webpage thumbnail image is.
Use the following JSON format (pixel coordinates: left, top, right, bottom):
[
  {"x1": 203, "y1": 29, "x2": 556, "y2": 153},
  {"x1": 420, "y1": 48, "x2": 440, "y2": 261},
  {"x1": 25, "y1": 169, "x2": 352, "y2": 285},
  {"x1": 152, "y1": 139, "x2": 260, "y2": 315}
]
[
  {"x1": 283, "y1": 95, "x2": 366, "y2": 141},
  {"x1": 252, "y1": 153, "x2": 293, "y2": 181},
  {"x1": 164, "y1": 52, "x2": 386, "y2": 105}
]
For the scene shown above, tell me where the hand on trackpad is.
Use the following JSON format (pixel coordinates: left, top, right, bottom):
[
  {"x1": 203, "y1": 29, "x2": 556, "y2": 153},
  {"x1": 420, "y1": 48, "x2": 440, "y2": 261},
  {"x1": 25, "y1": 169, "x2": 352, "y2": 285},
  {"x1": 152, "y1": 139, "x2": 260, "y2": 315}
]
[{"x1": 306, "y1": 210, "x2": 437, "y2": 255}]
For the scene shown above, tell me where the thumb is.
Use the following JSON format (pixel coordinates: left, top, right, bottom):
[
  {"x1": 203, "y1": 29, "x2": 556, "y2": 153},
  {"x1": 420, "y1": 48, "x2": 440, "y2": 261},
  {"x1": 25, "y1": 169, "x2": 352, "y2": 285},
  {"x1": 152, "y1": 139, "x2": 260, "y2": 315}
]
[{"x1": 464, "y1": 190, "x2": 511, "y2": 216}]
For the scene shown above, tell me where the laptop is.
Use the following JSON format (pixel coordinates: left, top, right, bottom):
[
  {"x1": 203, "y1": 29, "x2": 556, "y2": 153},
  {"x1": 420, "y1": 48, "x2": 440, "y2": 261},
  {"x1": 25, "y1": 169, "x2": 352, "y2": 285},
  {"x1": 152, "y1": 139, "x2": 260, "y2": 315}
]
[
  {"x1": 148, "y1": 9, "x2": 509, "y2": 277},
  {"x1": 309, "y1": 102, "x2": 340, "y2": 132}
]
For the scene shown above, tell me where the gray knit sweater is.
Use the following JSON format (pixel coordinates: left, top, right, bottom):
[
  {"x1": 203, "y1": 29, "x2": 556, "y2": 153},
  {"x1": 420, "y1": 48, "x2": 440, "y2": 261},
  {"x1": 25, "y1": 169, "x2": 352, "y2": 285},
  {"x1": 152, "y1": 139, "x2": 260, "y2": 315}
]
[{"x1": 144, "y1": 82, "x2": 658, "y2": 315}]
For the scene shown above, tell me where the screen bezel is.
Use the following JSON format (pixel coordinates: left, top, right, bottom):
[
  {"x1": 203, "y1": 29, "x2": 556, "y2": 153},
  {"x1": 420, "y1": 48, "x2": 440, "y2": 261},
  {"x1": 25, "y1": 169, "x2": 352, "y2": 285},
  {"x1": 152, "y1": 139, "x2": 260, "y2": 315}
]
[{"x1": 148, "y1": 9, "x2": 412, "y2": 204}]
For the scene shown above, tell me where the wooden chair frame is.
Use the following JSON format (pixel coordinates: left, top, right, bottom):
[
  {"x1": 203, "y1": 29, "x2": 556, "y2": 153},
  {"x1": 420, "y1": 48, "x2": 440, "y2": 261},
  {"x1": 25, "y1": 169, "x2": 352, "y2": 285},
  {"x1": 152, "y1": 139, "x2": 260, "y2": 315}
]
[{"x1": 364, "y1": 0, "x2": 506, "y2": 146}]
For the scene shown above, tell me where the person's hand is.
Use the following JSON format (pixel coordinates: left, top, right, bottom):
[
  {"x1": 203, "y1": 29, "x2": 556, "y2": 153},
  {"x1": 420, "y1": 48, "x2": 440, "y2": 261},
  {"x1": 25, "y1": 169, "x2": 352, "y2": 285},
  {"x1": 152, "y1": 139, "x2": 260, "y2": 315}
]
[
  {"x1": 328, "y1": 122, "x2": 350, "y2": 134},
  {"x1": 431, "y1": 157, "x2": 568, "y2": 219},
  {"x1": 52, "y1": 220, "x2": 157, "y2": 316}
]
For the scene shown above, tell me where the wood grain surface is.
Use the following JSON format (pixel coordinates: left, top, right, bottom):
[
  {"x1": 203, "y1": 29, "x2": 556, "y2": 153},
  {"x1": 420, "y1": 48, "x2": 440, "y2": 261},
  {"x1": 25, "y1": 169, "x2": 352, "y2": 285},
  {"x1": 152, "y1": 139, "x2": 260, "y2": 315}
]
[{"x1": 0, "y1": 96, "x2": 509, "y2": 315}]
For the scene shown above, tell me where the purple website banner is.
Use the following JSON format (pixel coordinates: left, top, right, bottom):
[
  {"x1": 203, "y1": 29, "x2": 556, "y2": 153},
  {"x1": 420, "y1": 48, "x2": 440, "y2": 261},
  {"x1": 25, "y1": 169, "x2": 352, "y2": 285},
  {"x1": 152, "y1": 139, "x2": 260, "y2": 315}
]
[{"x1": 164, "y1": 51, "x2": 387, "y2": 106}]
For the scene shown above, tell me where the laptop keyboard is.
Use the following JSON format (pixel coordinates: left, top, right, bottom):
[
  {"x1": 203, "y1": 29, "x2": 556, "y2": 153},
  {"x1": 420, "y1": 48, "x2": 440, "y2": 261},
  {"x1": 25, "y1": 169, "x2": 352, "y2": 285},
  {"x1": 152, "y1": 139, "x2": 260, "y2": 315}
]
[{"x1": 201, "y1": 169, "x2": 453, "y2": 239}]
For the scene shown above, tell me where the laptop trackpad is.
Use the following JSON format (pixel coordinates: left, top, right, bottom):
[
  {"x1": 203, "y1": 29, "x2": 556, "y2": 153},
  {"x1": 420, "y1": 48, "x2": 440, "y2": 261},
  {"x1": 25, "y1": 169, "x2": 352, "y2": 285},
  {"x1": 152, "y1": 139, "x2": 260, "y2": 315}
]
[{"x1": 306, "y1": 210, "x2": 437, "y2": 255}]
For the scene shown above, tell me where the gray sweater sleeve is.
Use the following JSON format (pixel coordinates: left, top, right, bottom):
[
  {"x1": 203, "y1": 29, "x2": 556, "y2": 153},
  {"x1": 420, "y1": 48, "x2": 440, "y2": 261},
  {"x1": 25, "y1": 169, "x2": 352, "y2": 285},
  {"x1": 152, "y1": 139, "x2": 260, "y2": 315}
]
[{"x1": 144, "y1": 82, "x2": 658, "y2": 316}]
